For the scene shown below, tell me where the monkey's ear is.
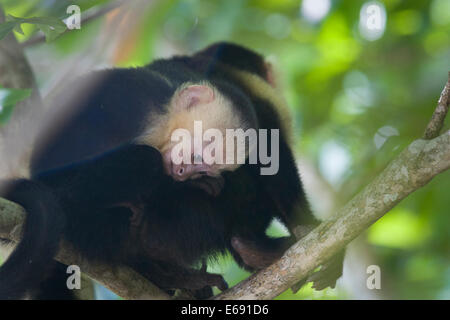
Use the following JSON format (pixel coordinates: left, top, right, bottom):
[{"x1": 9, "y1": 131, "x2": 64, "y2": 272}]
[{"x1": 175, "y1": 85, "x2": 215, "y2": 110}]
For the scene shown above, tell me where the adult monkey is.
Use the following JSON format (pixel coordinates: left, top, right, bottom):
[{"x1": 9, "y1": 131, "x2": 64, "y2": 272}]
[{"x1": 0, "y1": 42, "x2": 344, "y2": 299}]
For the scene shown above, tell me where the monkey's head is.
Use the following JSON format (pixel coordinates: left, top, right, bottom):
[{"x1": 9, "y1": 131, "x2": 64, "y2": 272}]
[{"x1": 140, "y1": 82, "x2": 257, "y2": 193}]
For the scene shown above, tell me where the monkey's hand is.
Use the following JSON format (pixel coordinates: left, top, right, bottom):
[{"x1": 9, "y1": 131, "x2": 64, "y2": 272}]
[
  {"x1": 135, "y1": 259, "x2": 228, "y2": 299},
  {"x1": 290, "y1": 225, "x2": 345, "y2": 292},
  {"x1": 187, "y1": 175, "x2": 225, "y2": 197},
  {"x1": 291, "y1": 249, "x2": 345, "y2": 293}
]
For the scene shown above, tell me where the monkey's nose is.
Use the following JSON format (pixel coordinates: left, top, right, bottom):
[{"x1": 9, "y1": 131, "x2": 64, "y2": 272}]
[
  {"x1": 171, "y1": 162, "x2": 212, "y2": 181},
  {"x1": 171, "y1": 164, "x2": 194, "y2": 181}
]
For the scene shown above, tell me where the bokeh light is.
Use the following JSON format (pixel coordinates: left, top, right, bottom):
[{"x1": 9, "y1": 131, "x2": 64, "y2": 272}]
[
  {"x1": 319, "y1": 141, "x2": 351, "y2": 187},
  {"x1": 374, "y1": 126, "x2": 399, "y2": 149},
  {"x1": 301, "y1": 0, "x2": 331, "y2": 23},
  {"x1": 430, "y1": 0, "x2": 450, "y2": 26}
]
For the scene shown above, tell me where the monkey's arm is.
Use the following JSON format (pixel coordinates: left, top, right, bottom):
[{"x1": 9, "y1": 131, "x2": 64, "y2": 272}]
[{"x1": 35, "y1": 144, "x2": 167, "y2": 207}]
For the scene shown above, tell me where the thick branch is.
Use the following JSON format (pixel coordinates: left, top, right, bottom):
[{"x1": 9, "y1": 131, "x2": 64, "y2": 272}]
[
  {"x1": 0, "y1": 197, "x2": 169, "y2": 300},
  {"x1": 215, "y1": 131, "x2": 450, "y2": 299}
]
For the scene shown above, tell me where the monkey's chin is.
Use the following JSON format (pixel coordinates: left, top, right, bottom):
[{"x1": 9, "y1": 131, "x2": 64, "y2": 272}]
[{"x1": 187, "y1": 175, "x2": 225, "y2": 197}]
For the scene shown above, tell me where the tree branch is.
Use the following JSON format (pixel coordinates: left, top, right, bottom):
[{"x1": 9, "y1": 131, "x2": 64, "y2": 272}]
[{"x1": 423, "y1": 72, "x2": 450, "y2": 139}]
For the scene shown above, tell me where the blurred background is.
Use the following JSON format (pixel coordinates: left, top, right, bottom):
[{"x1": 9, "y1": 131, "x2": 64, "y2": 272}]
[{"x1": 0, "y1": 0, "x2": 448, "y2": 299}]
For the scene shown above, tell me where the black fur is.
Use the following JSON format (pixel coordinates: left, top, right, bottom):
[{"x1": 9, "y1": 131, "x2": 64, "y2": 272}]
[
  {"x1": 0, "y1": 179, "x2": 64, "y2": 299},
  {"x1": 0, "y1": 42, "x2": 342, "y2": 299}
]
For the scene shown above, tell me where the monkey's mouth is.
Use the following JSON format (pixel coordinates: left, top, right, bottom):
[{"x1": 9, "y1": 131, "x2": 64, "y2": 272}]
[{"x1": 187, "y1": 175, "x2": 224, "y2": 197}]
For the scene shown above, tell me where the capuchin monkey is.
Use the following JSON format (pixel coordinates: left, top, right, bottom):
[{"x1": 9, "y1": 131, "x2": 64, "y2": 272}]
[{"x1": 0, "y1": 42, "x2": 344, "y2": 300}]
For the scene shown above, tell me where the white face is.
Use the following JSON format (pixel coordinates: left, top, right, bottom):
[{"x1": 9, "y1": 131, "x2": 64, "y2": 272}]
[
  {"x1": 162, "y1": 134, "x2": 240, "y2": 197},
  {"x1": 159, "y1": 83, "x2": 244, "y2": 182},
  {"x1": 162, "y1": 143, "x2": 222, "y2": 182},
  {"x1": 135, "y1": 81, "x2": 250, "y2": 193}
]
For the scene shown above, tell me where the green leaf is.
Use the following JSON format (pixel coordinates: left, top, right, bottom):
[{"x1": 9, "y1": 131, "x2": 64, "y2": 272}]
[
  {"x1": 0, "y1": 21, "x2": 16, "y2": 40},
  {"x1": 5, "y1": 14, "x2": 26, "y2": 24},
  {"x1": 24, "y1": 16, "x2": 67, "y2": 42},
  {"x1": 1, "y1": 14, "x2": 67, "y2": 43}
]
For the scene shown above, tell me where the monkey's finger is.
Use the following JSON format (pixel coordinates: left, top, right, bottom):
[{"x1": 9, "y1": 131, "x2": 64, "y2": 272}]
[
  {"x1": 194, "y1": 286, "x2": 214, "y2": 300},
  {"x1": 311, "y1": 277, "x2": 337, "y2": 291},
  {"x1": 205, "y1": 273, "x2": 228, "y2": 292},
  {"x1": 308, "y1": 268, "x2": 340, "y2": 290},
  {"x1": 215, "y1": 278, "x2": 229, "y2": 291},
  {"x1": 291, "y1": 278, "x2": 308, "y2": 293},
  {"x1": 200, "y1": 259, "x2": 207, "y2": 273}
]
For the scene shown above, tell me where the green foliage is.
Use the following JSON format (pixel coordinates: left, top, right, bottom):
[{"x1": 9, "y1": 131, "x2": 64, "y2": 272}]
[
  {"x1": 368, "y1": 208, "x2": 431, "y2": 249},
  {"x1": 0, "y1": 20, "x2": 15, "y2": 39},
  {"x1": 0, "y1": 14, "x2": 66, "y2": 41}
]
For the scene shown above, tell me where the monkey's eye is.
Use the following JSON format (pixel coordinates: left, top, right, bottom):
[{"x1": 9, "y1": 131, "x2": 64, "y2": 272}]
[{"x1": 193, "y1": 154, "x2": 203, "y2": 163}]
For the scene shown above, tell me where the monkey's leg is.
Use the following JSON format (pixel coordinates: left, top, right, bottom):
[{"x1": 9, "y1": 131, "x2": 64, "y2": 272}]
[{"x1": 230, "y1": 234, "x2": 296, "y2": 271}]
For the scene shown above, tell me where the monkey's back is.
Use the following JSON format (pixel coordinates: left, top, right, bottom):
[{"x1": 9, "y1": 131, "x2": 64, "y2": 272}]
[{"x1": 30, "y1": 68, "x2": 175, "y2": 175}]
